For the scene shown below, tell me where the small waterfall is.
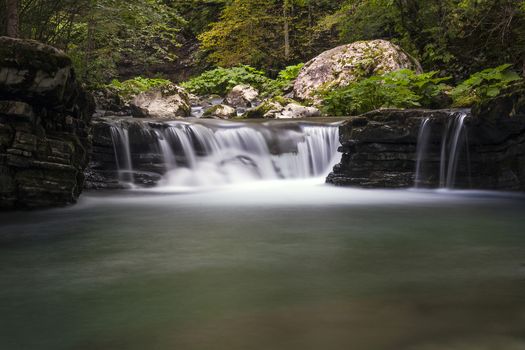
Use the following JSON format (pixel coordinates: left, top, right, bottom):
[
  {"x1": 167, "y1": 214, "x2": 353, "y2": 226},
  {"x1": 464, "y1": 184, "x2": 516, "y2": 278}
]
[
  {"x1": 107, "y1": 120, "x2": 341, "y2": 188},
  {"x1": 414, "y1": 111, "x2": 470, "y2": 189},
  {"x1": 109, "y1": 125, "x2": 134, "y2": 184},
  {"x1": 414, "y1": 118, "x2": 431, "y2": 188},
  {"x1": 155, "y1": 130, "x2": 176, "y2": 171},
  {"x1": 443, "y1": 113, "x2": 468, "y2": 188}
]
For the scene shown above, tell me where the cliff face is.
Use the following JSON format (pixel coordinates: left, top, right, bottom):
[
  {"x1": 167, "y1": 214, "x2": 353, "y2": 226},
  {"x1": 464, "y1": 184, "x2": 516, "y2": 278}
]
[
  {"x1": 327, "y1": 105, "x2": 525, "y2": 190},
  {"x1": 0, "y1": 37, "x2": 93, "y2": 209}
]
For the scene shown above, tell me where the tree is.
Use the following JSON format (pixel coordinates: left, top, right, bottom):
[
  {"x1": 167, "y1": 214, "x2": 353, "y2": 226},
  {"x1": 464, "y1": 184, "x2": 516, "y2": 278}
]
[
  {"x1": 198, "y1": 0, "x2": 340, "y2": 72},
  {"x1": 324, "y1": 0, "x2": 525, "y2": 80},
  {"x1": 5, "y1": 0, "x2": 19, "y2": 37}
]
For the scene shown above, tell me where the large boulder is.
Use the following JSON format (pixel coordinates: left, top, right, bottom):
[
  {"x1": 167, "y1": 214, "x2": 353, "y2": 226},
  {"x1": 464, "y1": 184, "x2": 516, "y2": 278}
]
[
  {"x1": 225, "y1": 84, "x2": 260, "y2": 108},
  {"x1": 293, "y1": 39, "x2": 423, "y2": 102},
  {"x1": 0, "y1": 37, "x2": 94, "y2": 209},
  {"x1": 130, "y1": 84, "x2": 191, "y2": 119}
]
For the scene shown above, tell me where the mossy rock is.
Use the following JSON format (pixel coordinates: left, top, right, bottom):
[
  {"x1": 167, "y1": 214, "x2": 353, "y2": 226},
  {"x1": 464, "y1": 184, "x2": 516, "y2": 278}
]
[
  {"x1": 472, "y1": 82, "x2": 525, "y2": 121},
  {"x1": 0, "y1": 36, "x2": 77, "y2": 107},
  {"x1": 203, "y1": 104, "x2": 236, "y2": 119},
  {"x1": 243, "y1": 98, "x2": 293, "y2": 119},
  {"x1": 293, "y1": 39, "x2": 423, "y2": 103}
]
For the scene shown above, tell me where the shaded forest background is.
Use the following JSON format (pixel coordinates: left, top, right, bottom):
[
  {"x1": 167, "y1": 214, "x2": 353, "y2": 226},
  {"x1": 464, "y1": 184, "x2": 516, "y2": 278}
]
[{"x1": 1, "y1": 0, "x2": 524, "y2": 84}]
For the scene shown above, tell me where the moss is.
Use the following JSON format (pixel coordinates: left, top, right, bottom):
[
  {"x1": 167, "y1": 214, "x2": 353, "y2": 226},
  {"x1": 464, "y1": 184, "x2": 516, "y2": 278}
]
[
  {"x1": 203, "y1": 104, "x2": 222, "y2": 117},
  {"x1": 0, "y1": 38, "x2": 71, "y2": 74},
  {"x1": 243, "y1": 101, "x2": 280, "y2": 119}
]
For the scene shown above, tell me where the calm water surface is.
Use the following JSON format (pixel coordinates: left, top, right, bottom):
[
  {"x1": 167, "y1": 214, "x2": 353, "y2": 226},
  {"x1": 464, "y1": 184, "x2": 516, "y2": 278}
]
[{"x1": 1, "y1": 180, "x2": 524, "y2": 350}]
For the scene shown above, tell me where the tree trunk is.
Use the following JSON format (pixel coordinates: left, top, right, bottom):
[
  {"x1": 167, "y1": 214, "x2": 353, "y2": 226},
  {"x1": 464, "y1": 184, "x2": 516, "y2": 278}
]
[
  {"x1": 6, "y1": 0, "x2": 20, "y2": 38},
  {"x1": 83, "y1": 15, "x2": 96, "y2": 81},
  {"x1": 283, "y1": 0, "x2": 290, "y2": 60}
]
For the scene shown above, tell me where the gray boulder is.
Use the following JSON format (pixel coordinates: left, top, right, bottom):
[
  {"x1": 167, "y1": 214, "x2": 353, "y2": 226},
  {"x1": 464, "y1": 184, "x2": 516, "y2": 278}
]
[
  {"x1": 225, "y1": 84, "x2": 259, "y2": 108},
  {"x1": 131, "y1": 84, "x2": 191, "y2": 119},
  {"x1": 293, "y1": 39, "x2": 423, "y2": 102},
  {"x1": 202, "y1": 104, "x2": 237, "y2": 119}
]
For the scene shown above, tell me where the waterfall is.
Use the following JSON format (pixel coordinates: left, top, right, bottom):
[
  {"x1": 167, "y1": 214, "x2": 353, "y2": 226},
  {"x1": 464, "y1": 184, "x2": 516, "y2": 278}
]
[
  {"x1": 443, "y1": 113, "x2": 468, "y2": 188},
  {"x1": 109, "y1": 125, "x2": 134, "y2": 184},
  {"x1": 108, "y1": 120, "x2": 341, "y2": 188},
  {"x1": 414, "y1": 111, "x2": 470, "y2": 189},
  {"x1": 414, "y1": 117, "x2": 431, "y2": 188}
]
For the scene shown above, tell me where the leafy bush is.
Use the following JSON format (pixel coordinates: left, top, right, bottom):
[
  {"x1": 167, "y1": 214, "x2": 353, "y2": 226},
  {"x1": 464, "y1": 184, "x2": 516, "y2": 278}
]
[
  {"x1": 451, "y1": 64, "x2": 522, "y2": 107},
  {"x1": 277, "y1": 63, "x2": 305, "y2": 82},
  {"x1": 181, "y1": 65, "x2": 276, "y2": 96},
  {"x1": 180, "y1": 63, "x2": 305, "y2": 97},
  {"x1": 108, "y1": 77, "x2": 172, "y2": 100},
  {"x1": 272, "y1": 63, "x2": 305, "y2": 92},
  {"x1": 322, "y1": 69, "x2": 450, "y2": 116}
]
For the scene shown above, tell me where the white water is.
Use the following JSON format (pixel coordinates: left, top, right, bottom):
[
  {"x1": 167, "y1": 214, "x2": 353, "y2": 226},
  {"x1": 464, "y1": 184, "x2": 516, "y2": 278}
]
[
  {"x1": 414, "y1": 117, "x2": 431, "y2": 188},
  {"x1": 109, "y1": 120, "x2": 341, "y2": 189},
  {"x1": 414, "y1": 112, "x2": 470, "y2": 189},
  {"x1": 109, "y1": 126, "x2": 134, "y2": 184}
]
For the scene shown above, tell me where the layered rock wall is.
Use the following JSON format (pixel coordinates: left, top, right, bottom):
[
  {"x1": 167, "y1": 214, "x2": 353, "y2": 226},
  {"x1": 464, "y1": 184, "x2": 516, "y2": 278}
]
[
  {"x1": 327, "y1": 107, "x2": 525, "y2": 190},
  {"x1": 0, "y1": 37, "x2": 93, "y2": 209}
]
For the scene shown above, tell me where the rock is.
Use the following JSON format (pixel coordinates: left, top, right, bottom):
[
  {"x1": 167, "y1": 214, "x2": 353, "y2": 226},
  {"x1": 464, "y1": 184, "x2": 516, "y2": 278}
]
[
  {"x1": 327, "y1": 108, "x2": 525, "y2": 191},
  {"x1": 244, "y1": 97, "x2": 321, "y2": 119},
  {"x1": 92, "y1": 87, "x2": 130, "y2": 116},
  {"x1": 472, "y1": 82, "x2": 525, "y2": 121},
  {"x1": 293, "y1": 39, "x2": 423, "y2": 102},
  {"x1": 225, "y1": 85, "x2": 259, "y2": 108},
  {"x1": 245, "y1": 100, "x2": 285, "y2": 119},
  {"x1": 0, "y1": 36, "x2": 94, "y2": 210},
  {"x1": 274, "y1": 103, "x2": 321, "y2": 119},
  {"x1": 202, "y1": 104, "x2": 236, "y2": 119},
  {"x1": 130, "y1": 83, "x2": 190, "y2": 119}
]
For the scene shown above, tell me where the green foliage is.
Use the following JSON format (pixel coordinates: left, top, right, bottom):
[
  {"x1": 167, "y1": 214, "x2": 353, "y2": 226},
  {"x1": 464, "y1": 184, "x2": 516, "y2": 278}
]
[
  {"x1": 451, "y1": 65, "x2": 522, "y2": 107},
  {"x1": 180, "y1": 65, "x2": 274, "y2": 96},
  {"x1": 108, "y1": 77, "x2": 172, "y2": 100},
  {"x1": 277, "y1": 63, "x2": 304, "y2": 81},
  {"x1": 198, "y1": 0, "x2": 339, "y2": 70},
  {"x1": 323, "y1": 69, "x2": 450, "y2": 116},
  {"x1": 328, "y1": 0, "x2": 525, "y2": 79},
  {"x1": 180, "y1": 63, "x2": 305, "y2": 97}
]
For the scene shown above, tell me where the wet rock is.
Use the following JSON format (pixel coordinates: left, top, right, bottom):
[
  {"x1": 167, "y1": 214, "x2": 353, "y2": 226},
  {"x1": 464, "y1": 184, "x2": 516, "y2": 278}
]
[
  {"x1": 225, "y1": 85, "x2": 259, "y2": 108},
  {"x1": 245, "y1": 100, "x2": 285, "y2": 119},
  {"x1": 327, "y1": 107, "x2": 525, "y2": 191},
  {"x1": 91, "y1": 87, "x2": 131, "y2": 116},
  {"x1": 274, "y1": 103, "x2": 321, "y2": 119},
  {"x1": 245, "y1": 98, "x2": 321, "y2": 119},
  {"x1": 130, "y1": 84, "x2": 191, "y2": 119},
  {"x1": 293, "y1": 39, "x2": 422, "y2": 103},
  {"x1": 0, "y1": 36, "x2": 94, "y2": 209},
  {"x1": 202, "y1": 104, "x2": 236, "y2": 119}
]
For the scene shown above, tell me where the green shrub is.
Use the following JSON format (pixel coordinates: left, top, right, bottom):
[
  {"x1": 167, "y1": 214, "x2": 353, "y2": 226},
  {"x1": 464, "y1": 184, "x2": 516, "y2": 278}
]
[
  {"x1": 322, "y1": 69, "x2": 450, "y2": 116},
  {"x1": 277, "y1": 63, "x2": 304, "y2": 82},
  {"x1": 271, "y1": 63, "x2": 305, "y2": 92},
  {"x1": 451, "y1": 64, "x2": 522, "y2": 107},
  {"x1": 108, "y1": 77, "x2": 172, "y2": 100},
  {"x1": 180, "y1": 63, "x2": 305, "y2": 97},
  {"x1": 181, "y1": 65, "x2": 277, "y2": 96}
]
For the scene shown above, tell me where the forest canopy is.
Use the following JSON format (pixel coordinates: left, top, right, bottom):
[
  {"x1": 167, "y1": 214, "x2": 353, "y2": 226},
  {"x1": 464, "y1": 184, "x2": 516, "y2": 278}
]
[{"x1": 1, "y1": 0, "x2": 524, "y2": 84}]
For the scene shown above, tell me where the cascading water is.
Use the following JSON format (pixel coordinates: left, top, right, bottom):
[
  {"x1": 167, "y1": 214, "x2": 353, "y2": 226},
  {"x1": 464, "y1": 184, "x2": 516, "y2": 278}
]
[
  {"x1": 109, "y1": 125, "x2": 134, "y2": 184},
  {"x1": 414, "y1": 117, "x2": 431, "y2": 188},
  {"x1": 414, "y1": 111, "x2": 470, "y2": 189},
  {"x1": 108, "y1": 120, "x2": 341, "y2": 188},
  {"x1": 442, "y1": 113, "x2": 468, "y2": 188}
]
